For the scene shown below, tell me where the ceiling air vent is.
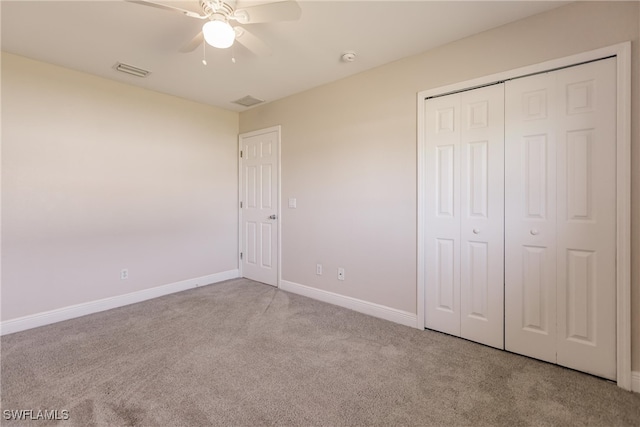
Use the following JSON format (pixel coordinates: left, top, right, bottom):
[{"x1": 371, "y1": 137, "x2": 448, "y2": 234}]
[
  {"x1": 114, "y1": 62, "x2": 151, "y2": 78},
  {"x1": 232, "y1": 95, "x2": 265, "y2": 107}
]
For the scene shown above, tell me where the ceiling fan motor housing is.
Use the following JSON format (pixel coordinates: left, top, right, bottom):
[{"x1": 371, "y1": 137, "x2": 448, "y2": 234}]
[{"x1": 200, "y1": 0, "x2": 235, "y2": 19}]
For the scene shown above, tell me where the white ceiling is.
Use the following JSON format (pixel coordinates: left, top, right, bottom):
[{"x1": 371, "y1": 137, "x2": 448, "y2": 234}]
[{"x1": 1, "y1": 0, "x2": 567, "y2": 112}]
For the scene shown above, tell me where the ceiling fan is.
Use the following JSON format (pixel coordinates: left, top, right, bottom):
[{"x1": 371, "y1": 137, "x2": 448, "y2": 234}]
[{"x1": 127, "y1": 0, "x2": 301, "y2": 56}]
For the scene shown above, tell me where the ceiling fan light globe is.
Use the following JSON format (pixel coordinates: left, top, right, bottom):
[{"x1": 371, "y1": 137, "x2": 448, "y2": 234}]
[{"x1": 202, "y1": 20, "x2": 235, "y2": 49}]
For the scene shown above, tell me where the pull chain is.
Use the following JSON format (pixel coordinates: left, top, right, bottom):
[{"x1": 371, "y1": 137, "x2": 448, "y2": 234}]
[{"x1": 202, "y1": 41, "x2": 207, "y2": 66}]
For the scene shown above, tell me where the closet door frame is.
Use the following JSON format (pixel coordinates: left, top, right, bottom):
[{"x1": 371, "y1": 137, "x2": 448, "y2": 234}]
[{"x1": 417, "y1": 42, "x2": 631, "y2": 390}]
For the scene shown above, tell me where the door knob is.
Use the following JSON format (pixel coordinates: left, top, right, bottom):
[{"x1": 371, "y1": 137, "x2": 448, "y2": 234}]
[
  {"x1": 530, "y1": 229, "x2": 539, "y2": 236},
  {"x1": 268, "y1": 214, "x2": 277, "y2": 220},
  {"x1": 472, "y1": 229, "x2": 480, "y2": 234}
]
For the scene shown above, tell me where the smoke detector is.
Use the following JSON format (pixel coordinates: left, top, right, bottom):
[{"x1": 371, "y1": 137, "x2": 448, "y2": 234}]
[{"x1": 341, "y1": 51, "x2": 356, "y2": 63}]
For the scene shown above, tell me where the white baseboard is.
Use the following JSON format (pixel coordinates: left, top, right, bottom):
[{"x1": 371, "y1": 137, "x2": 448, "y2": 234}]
[
  {"x1": 632, "y1": 371, "x2": 640, "y2": 393},
  {"x1": 279, "y1": 280, "x2": 417, "y2": 328},
  {"x1": 0, "y1": 269, "x2": 240, "y2": 336}
]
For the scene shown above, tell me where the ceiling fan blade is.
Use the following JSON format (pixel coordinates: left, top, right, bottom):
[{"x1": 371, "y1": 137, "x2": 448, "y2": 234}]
[
  {"x1": 233, "y1": 1, "x2": 301, "y2": 24},
  {"x1": 126, "y1": 0, "x2": 208, "y2": 19},
  {"x1": 235, "y1": 27, "x2": 272, "y2": 56},
  {"x1": 180, "y1": 31, "x2": 204, "y2": 53}
]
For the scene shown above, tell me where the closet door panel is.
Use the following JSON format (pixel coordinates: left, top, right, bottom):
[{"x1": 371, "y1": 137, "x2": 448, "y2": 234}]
[
  {"x1": 505, "y1": 73, "x2": 557, "y2": 363},
  {"x1": 424, "y1": 93, "x2": 462, "y2": 336},
  {"x1": 555, "y1": 58, "x2": 617, "y2": 380},
  {"x1": 459, "y1": 85, "x2": 504, "y2": 349},
  {"x1": 423, "y1": 57, "x2": 618, "y2": 381}
]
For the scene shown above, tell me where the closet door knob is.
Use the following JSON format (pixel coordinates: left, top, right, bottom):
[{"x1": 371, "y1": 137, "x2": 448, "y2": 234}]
[
  {"x1": 472, "y1": 229, "x2": 480, "y2": 234},
  {"x1": 530, "y1": 229, "x2": 539, "y2": 236}
]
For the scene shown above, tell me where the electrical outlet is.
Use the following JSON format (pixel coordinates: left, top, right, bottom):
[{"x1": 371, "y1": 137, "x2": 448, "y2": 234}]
[
  {"x1": 338, "y1": 267, "x2": 345, "y2": 281},
  {"x1": 120, "y1": 269, "x2": 129, "y2": 280},
  {"x1": 316, "y1": 264, "x2": 323, "y2": 275}
]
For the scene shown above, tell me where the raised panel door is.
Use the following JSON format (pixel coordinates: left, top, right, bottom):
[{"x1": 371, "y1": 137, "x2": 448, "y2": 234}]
[
  {"x1": 555, "y1": 58, "x2": 616, "y2": 380},
  {"x1": 424, "y1": 93, "x2": 462, "y2": 336},
  {"x1": 425, "y1": 85, "x2": 504, "y2": 348},
  {"x1": 459, "y1": 85, "x2": 504, "y2": 349},
  {"x1": 240, "y1": 129, "x2": 279, "y2": 286},
  {"x1": 505, "y1": 73, "x2": 558, "y2": 363}
]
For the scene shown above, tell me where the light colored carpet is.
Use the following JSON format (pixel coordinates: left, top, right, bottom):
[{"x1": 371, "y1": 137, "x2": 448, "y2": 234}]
[{"x1": 1, "y1": 278, "x2": 639, "y2": 426}]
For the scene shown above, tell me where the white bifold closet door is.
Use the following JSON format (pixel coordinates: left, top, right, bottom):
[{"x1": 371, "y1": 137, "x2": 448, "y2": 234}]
[
  {"x1": 504, "y1": 58, "x2": 617, "y2": 380},
  {"x1": 424, "y1": 84, "x2": 505, "y2": 349}
]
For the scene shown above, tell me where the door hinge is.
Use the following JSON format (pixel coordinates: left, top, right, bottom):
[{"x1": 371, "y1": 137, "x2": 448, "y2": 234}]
[
  {"x1": 240, "y1": 201, "x2": 243, "y2": 208},
  {"x1": 240, "y1": 150, "x2": 243, "y2": 158},
  {"x1": 240, "y1": 252, "x2": 243, "y2": 260}
]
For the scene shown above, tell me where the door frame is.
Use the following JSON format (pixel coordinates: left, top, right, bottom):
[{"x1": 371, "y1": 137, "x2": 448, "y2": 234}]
[
  {"x1": 416, "y1": 42, "x2": 632, "y2": 390},
  {"x1": 238, "y1": 125, "x2": 282, "y2": 287}
]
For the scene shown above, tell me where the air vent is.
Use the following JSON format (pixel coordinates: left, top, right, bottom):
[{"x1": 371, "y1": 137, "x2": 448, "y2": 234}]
[
  {"x1": 232, "y1": 95, "x2": 265, "y2": 107},
  {"x1": 114, "y1": 62, "x2": 151, "y2": 78}
]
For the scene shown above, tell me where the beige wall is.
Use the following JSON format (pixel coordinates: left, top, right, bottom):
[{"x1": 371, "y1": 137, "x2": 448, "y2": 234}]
[
  {"x1": 1, "y1": 53, "x2": 239, "y2": 320},
  {"x1": 239, "y1": 1, "x2": 640, "y2": 370}
]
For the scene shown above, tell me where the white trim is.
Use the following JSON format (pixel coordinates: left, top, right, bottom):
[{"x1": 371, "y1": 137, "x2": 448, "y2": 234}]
[
  {"x1": 614, "y1": 42, "x2": 632, "y2": 392},
  {"x1": 632, "y1": 372, "x2": 640, "y2": 393},
  {"x1": 238, "y1": 133, "x2": 243, "y2": 278},
  {"x1": 416, "y1": 91, "x2": 426, "y2": 330},
  {"x1": 0, "y1": 269, "x2": 240, "y2": 336},
  {"x1": 238, "y1": 125, "x2": 282, "y2": 288},
  {"x1": 416, "y1": 42, "x2": 632, "y2": 390},
  {"x1": 277, "y1": 126, "x2": 282, "y2": 289},
  {"x1": 280, "y1": 280, "x2": 418, "y2": 328},
  {"x1": 417, "y1": 44, "x2": 625, "y2": 100}
]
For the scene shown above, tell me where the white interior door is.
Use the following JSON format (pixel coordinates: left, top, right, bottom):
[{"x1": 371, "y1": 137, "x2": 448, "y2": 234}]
[
  {"x1": 505, "y1": 58, "x2": 617, "y2": 379},
  {"x1": 419, "y1": 45, "x2": 630, "y2": 388},
  {"x1": 554, "y1": 58, "x2": 617, "y2": 379},
  {"x1": 240, "y1": 127, "x2": 279, "y2": 287},
  {"x1": 459, "y1": 85, "x2": 504, "y2": 349},
  {"x1": 424, "y1": 92, "x2": 462, "y2": 337},
  {"x1": 505, "y1": 72, "x2": 558, "y2": 363},
  {"x1": 424, "y1": 84, "x2": 504, "y2": 348}
]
